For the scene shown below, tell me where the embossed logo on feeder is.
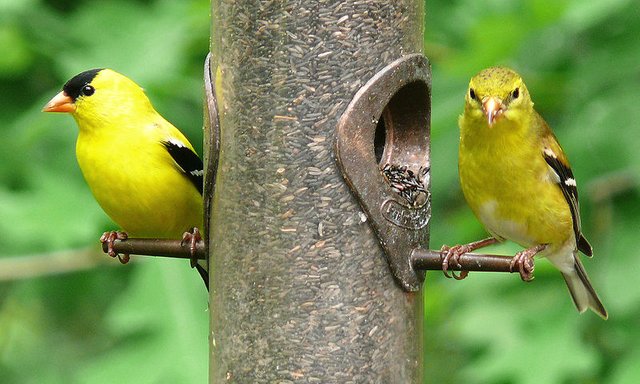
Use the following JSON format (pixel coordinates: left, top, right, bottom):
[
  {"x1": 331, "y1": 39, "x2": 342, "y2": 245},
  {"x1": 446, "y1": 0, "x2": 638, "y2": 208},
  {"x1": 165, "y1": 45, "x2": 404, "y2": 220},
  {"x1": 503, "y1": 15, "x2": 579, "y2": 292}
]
[{"x1": 381, "y1": 198, "x2": 430, "y2": 229}]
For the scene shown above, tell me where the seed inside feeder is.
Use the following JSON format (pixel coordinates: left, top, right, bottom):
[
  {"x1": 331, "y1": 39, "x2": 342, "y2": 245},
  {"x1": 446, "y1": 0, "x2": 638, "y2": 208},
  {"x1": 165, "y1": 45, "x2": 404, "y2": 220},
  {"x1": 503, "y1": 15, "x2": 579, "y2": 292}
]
[{"x1": 382, "y1": 164, "x2": 429, "y2": 207}]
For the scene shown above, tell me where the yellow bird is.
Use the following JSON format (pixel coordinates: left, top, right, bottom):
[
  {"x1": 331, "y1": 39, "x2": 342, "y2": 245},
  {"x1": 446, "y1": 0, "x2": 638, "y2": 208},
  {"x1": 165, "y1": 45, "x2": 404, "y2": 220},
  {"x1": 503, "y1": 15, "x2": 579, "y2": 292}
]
[
  {"x1": 442, "y1": 67, "x2": 607, "y2": 319},
  {"x1": 43, "y1": 69, "x2": 207, "y2": 288}
]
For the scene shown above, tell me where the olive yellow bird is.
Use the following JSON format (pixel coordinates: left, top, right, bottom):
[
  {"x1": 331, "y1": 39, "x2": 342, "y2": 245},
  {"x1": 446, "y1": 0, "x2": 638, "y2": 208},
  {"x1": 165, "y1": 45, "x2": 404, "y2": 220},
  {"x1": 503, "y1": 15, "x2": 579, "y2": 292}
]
[
  {"x1": 442, "y1": 67, "x2": 607, "y2": 319},
  {"x1": 43, "y1": 69, "x2": 207, "y2": 288}
]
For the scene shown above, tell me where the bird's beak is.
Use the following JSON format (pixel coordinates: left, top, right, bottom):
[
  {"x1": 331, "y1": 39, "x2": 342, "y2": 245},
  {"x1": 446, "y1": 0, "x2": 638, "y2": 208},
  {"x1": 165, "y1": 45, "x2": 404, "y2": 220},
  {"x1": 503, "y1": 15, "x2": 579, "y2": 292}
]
[
  {"x1": 42, "y1": 91, "x2": 76, "y2": 113},
  {"x1": 482, "y1": 97, "x2": 504, "y2": 127}
]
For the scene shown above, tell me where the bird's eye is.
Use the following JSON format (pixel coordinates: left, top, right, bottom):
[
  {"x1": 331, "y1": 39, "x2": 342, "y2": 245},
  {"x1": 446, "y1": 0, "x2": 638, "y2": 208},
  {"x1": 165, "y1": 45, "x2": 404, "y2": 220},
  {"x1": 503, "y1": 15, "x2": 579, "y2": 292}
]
[
  {"x1": 512, "y1": 87, "x2": 519, "y2": 99},
  {"x1": 81, "y1": 85, "x2": 95, "y2": 96},
  {"x1": 469, "y1": 88, "x2": 477, "y2": 100}
]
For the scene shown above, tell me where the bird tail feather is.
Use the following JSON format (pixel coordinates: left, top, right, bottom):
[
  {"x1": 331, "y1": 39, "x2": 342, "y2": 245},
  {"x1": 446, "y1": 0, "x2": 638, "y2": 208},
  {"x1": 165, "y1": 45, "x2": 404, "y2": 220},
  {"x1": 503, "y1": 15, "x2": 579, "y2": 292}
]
[
  {"x1": 561, "y1": 255, "x2": 607, "y2": 319},
  {"x1": 196, "y1": 261, "x2": 209, "y2": 291}
]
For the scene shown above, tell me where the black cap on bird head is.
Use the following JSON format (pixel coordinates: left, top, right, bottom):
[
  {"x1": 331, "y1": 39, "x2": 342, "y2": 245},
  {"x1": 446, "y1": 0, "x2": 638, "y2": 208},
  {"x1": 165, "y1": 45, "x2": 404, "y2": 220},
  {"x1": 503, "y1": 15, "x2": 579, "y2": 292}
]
[
  {"x1": 63, "y1": 68, "x2": 104, "y2": 101},
  {"x1": 42, "y1": 68, "x2": 104, "y2": 113}
]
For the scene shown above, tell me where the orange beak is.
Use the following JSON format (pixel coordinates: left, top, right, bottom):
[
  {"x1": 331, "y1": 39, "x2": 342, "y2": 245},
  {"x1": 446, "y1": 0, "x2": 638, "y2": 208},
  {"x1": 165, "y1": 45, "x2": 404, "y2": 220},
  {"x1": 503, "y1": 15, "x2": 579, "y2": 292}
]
[
  {"x1": 42, "y1": 91, "x2": 76, "y2": 113},
  {"x1": 482, "y1": 97, "x2": 504, "y2": 127}
]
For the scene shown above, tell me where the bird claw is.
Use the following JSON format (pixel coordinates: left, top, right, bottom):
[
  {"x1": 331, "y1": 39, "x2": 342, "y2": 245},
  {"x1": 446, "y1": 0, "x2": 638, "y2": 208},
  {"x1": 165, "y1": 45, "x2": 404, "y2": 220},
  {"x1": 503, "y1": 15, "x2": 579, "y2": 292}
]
[
  {"x1": 100, "y1": 231, "x2": 130, "y2": 264},
  {"x1": 510, "y1": 248, "x2": 538, "y2": 282},
  {"x1": 181, "y1": 227, "x2": 202, "y2": 268},
  {"x1": 440, "y1": 244, "x2": 470, "y2": 280}
]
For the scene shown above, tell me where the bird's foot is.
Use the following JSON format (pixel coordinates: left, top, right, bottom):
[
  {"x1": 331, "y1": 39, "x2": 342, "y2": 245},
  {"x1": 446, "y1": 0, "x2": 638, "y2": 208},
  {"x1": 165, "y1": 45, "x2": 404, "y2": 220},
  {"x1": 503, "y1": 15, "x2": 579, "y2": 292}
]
[
  {"x1": 440, "y1": 244, "x2": 470, "y2": 280},
  {"x1": 510, "y1": 244, "x2": 545, "y2": 282},
  {"x1": 100, "y1": 231, "x2": 130, "y2": 264},
  {"x1": 181, "y1": 227, "x2": 202, "y2": 268},
  {"x1": 439, "y1": 237, "x2": 498, "y2": 280}
]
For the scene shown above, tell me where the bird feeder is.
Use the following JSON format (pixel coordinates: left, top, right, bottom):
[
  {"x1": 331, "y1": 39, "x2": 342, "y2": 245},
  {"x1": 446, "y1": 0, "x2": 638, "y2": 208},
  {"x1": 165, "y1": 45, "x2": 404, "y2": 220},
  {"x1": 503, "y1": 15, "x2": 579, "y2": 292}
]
[{"x1": 206, "y1": 1, "x2": 427, "y2": 382}]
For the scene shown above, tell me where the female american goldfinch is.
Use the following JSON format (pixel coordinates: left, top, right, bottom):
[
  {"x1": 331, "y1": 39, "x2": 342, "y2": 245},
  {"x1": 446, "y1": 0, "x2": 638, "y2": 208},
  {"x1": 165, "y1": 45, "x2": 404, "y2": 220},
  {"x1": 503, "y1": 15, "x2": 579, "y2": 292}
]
[
  {"x1": 43, "y1": 69, "x2": 207, "y2": 288},
  {"x1": 442, "y1": 67, "x2": 607, "y2": 319}
]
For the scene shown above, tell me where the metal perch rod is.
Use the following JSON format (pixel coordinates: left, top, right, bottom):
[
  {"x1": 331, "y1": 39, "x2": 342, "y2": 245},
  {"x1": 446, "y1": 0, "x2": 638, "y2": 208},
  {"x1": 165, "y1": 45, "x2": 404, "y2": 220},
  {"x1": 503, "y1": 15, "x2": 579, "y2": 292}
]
[
  {"x1": 411, "y1": 248, "x2": 521, "y2": 273},
  {"x1": 101, "y1": 238, "x2": 206, "y2": 260},
  {"x1": 102, "y1": 239, "x2": 522, "y2": 274}
]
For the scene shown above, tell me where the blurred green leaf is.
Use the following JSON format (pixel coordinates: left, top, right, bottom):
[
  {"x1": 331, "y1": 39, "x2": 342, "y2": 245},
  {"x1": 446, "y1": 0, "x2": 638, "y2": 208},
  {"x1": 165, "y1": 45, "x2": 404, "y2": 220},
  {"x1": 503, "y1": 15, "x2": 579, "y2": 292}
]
[
  {"x1": 76, "y1": 260, "x2": 208, "y2": 384},
  {"x1": 0, "y1": 23, "x2": 31, "y2": 75}
]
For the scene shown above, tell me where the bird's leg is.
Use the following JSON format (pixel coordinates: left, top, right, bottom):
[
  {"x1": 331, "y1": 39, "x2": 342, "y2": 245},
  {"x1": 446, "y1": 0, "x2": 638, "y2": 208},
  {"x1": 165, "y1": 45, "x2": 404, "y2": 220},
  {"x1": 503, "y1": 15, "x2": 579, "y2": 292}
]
[
  {"x1": 510, "y1": 244, "x2": 546, "y2": 282},
  {"x1": 100, "y1": 231, "x2": 130, "y2": 264},
  {"x1": 181, "y1": 227, "x2": 202, "y2": 268},
  {"x1": 440, "y1": 237, "x2": 498, "y2": 280}
]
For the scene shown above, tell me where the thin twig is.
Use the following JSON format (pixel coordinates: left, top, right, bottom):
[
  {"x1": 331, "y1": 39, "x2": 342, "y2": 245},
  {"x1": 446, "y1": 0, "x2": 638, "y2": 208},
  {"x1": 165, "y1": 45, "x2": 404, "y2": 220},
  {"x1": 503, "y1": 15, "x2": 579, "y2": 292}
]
[
  {"x1": 101, "y1": 238, "x2": 207, "y2": 260},
  {"x1": 411, "y1": 248, "x2": 521, "y2": 273},
  {"x1": 0, "y1": 247, "x2": 109, "y2": 281}
]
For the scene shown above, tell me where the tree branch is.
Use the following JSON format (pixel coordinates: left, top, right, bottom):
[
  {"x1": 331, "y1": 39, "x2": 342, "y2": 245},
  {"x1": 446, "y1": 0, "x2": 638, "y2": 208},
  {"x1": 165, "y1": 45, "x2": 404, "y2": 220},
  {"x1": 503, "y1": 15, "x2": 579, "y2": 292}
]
[{"x1": 0, "y1": 248, "x2": 109, "y2": 281}]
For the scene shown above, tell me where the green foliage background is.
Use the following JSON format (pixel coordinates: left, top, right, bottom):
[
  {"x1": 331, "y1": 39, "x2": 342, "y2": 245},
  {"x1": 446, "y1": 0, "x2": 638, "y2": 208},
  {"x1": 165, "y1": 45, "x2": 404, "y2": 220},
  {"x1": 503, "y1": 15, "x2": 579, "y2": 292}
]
[{"x1": 0, "y1": 0, "x2": 638, "y2": 383}]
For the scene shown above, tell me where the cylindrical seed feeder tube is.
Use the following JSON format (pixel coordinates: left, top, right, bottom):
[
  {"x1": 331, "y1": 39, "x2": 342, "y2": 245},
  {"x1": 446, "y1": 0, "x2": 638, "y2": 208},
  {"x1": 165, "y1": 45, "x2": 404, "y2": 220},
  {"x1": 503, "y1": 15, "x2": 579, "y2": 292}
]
[{"x1": 208, "y1": 1, "x2": 425, "y2": 382}]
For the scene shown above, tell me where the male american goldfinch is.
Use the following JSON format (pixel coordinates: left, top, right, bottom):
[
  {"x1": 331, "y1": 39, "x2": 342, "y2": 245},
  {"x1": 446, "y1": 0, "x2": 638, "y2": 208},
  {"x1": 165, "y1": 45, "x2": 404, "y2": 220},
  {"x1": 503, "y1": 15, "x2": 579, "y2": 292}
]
[
  {"x1": 442, "y1": 67, "x2": 607, "y2": 319},
  {"x1": 43, "y1": 68, "x2": 207, "y2": 288}
]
